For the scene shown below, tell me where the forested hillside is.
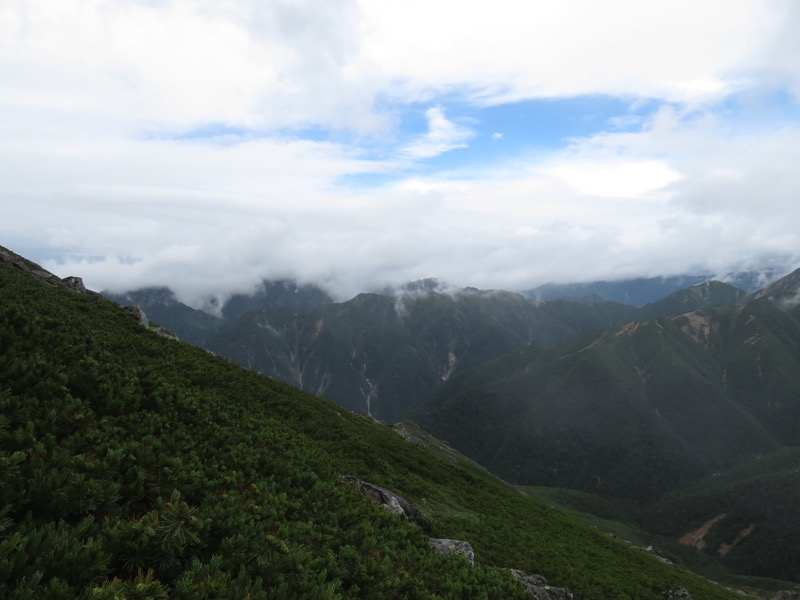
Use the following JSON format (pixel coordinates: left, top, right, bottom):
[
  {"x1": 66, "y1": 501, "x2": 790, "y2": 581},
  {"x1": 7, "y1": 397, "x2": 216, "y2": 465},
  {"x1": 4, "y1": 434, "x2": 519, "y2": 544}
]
[
  {"x1": 207, "y1": 290, "x2": 641, "y2": 421},
  {"x1": 107, "y1": 276, "x2": 754, "y2": 423},
  {"x1": 640, "y1": 447, "x2": 800, "y2": 582},
  {"x1": 0, "y1": 245, "x2": 747, "y2": 598},
  {"x1": 111, "y1": 284, "x2": 643, "y2": 421},
  {"x1": 414, "y1": 272, "x2": 800, "y2": 582},
  {"x1": 416, "y1": 278, "x2": 800, "y2": 498}
]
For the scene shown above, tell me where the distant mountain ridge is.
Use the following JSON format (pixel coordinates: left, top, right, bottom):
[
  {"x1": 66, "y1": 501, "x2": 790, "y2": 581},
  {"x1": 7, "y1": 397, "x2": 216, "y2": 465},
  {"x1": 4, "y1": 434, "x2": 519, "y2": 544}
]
[
  {"x1": 412, "y1": 267, "x2": 800, "y2": 580},
  {"x1": 524, "y1": 270, "x2": 782, "y2": 306},
  {"x1": 639, "y1": 280, "x2": 749, "y2": 319},
  {"x1": 103, "y1": 274, "x2": 767, "y2": 422},
  {"x1": 416, "y1": 267, "x2": 800, "y2": 498},
  {"x1": 205, "y1": 289, "x2": 639, "y2": 421}
]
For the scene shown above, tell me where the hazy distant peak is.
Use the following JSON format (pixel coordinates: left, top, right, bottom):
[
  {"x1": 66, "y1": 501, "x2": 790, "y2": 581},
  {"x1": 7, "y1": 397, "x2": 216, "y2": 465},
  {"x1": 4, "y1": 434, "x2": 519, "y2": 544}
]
[
  {"x1": 380, "y1": 278, "x2": 455, "y2": 296},
  {"x1": 752, "y1": 267, "x2": 800, "y2": 310}
]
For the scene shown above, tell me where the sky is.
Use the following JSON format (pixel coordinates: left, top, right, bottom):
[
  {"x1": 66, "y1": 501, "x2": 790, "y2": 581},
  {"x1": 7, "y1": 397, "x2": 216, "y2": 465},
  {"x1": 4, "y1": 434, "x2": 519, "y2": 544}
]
[{"x1": 2, "y1": 0, "x2": 800, "y2": 305}]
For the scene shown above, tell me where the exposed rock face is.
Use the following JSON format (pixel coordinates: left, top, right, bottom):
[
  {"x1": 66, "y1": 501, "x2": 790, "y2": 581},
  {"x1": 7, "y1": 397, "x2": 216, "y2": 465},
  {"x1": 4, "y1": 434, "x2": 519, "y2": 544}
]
[
  {"x1": 428, "y1": 538, "x2": 474, "y2": 566},
  {"x1": 124, "y1": 305, "x2": 180, "y2": 340},
  {"x1": 0, "y1": 247, "x2": 99, "y2": 296},
  {"x1": 661, "y1": 587, "x2": 693, "y2": 599},
  {"x1": 773, "y1": 586, "x2": 800, "y2": 600},
  {"x1": 509, "y1": 570, "x2": 574, "y2": 599},
  {"x1": 340, "y1": 475, "x2": 426, "y2": 526},
  {"x1": 61, "y1": 276, "x2": 87, "y2": 294},
  {"x1": 126, "y1": 305, "x2": 150, "y2": 328}
]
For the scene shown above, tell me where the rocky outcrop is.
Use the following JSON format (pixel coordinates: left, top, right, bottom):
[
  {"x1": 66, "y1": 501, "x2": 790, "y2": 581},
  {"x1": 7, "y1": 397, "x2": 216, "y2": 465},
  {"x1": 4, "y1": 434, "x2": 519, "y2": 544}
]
[
  {"x1": 661, "y1": 587, "x2": 693, "y2": 599},
  {"x1": 0, "y1": 246, "x2": 102, "y2": 298},
  {"x1": 126, "y1": 305, "x2": 150, "y2": 328},
  {"x1": 61, "y1": 276, "x2": 88, "y2": 294},
  {"x1": 124, "y1": 305, "x2": 179, "y2": 340},
  {"x1": 340, "y1": 475, "x2": 426, "y2": 527},
  {"x1": 773, "y1": 586, "x2": 800, "y2": 600},
  {"x1": 428, "y1": 538, "x2": 474, "y2": 566},
  {"x1": 509, "y1": 570, "x2": 574, "y2": 599}
]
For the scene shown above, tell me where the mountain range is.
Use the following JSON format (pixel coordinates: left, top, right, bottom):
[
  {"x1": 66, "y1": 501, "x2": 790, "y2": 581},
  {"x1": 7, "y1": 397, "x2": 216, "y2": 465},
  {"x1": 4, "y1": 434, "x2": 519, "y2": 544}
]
[
  {"x1": 105, "y1": 276, "x2": 762, "y2": 422},
  {"x1": 524, "y1": 271, "x2": 781, "y2": 306},
  {"x1": 100, "y1": 263, "x2": 800, "y2": 586},
  {"x1": 413, "y1": 272, "x2": 800, "y2": 580},
  {"x1": 415, "y1": 288, "x2": 800, "y2": 498},
  {"x1": 4, "y1": 243, "x2": 777, "y2": 599}
]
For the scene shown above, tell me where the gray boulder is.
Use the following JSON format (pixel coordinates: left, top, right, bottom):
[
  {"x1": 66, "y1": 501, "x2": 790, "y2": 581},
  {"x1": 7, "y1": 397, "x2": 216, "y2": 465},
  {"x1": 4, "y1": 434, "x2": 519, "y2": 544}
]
[
  {"x1": 125, "y1": 305, "x2": 150, "y2": 327},
  {"x1": 662, "y1": 587, "x2": 693, "y2": 600},
  {"x1": 61, "y1": 276, "x2": 87, "y2": 293},
  {"x1": 428, "y1": 538, "x2": 474, "y2": 565},
  {"x1": 773, "y1": 586, "x2": 800, "y2": 600},
  {"x1": 123, "y1": 305, "x2": 179, "y2": 340},
  {"x1": 509, "y1": 569, "x2": 574, "y2": 599},
  {"x1": 340, "y1": 475, "x2": 426, "y2": 526}
]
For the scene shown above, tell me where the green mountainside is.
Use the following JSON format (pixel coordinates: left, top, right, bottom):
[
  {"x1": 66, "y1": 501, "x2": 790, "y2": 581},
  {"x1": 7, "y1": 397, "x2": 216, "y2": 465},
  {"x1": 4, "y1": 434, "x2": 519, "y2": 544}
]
[
  {"x1": 518, "y1": 445, "x2": 800, "y2": 589},
  {"x1": 205, "y1": 290, "x2": 639, "y2": 421},
  {"x1": 412, "y1": 275, "x2": 800, "y2": 582},
  {"x1": 123, "y1": 287, "x2": 644, "y2": 422},
  {"x1": 639, "y1": 281, "x2": 749, "y2": 319},
  {"x1": 524, "y1": 274, "x2": 712, "y2": 306},
  {"x1": 0, "y1": 245, "x2": 751, "y2": 598},
  {"x1": 416, "y1": 285, "x2": 800, "y2": 498},
  {"x1": 106, "y1": 277, "x2": 753, "y2": 424},
  {"x1": 640, "y1": 447, "x2": 800, "y2": 582}
]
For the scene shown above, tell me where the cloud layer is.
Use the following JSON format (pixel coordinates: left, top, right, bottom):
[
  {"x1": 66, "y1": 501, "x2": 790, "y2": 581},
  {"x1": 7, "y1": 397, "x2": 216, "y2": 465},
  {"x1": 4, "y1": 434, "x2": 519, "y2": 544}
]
[{"x1": 1, "y1": 0, "x2": 799, "y2": 305}]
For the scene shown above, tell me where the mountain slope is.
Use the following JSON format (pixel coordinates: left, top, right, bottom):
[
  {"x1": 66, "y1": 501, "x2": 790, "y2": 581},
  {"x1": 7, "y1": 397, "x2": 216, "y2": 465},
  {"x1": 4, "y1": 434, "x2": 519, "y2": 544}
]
[
  {"x1": 107, "y1": 277, "x2": 751, "y2": 424},
  {"x1": 524, "y1": 271, "x2": 780, "y2": 306},
  {"x1": 639, "y1": 447, "x2": 800, "y2": 582},
  {"x1": 525, "y1": 274, "x2": 712, "y2": 305},
  {"x1": 416, "y1": 270, "x2": 800, "y2": 504},
  {"x1": 412, "y1": 288, "x2": 800, "y2": 584},
  {"x1": 0, "y1": 245, "x2": 746, "y2": 598},
  {"x1": 639, "y1": 280, "x2": 748, "y2": 319},
  {"x1": 207, "y1": 289, "x2": 638, "y2": 421}
]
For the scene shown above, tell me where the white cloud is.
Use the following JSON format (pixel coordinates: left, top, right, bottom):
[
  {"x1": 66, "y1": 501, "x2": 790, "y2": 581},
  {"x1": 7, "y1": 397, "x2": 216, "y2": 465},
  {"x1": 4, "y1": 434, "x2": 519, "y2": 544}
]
[
  {"x1": 0, "y1": 0, "x2": 379, "y2": 133},
  {"x1": 546, "y1": 159, "x2": 681, "y2": 198},
  {"x1": 357, "y1": 0, "x2": 778, "y2": 104},
  {"x1": 1, "y1": 0, "x2": 800, "y2": 303},
  {"x1": 3, "y1": 1, "x2": 789, "y2": 135},
  {"x1": 398, "y1": 106, "x2": 473, "y2": 159},
  {"x1": 21, "y1": 105, "x2": 800, "y2": 301}
]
